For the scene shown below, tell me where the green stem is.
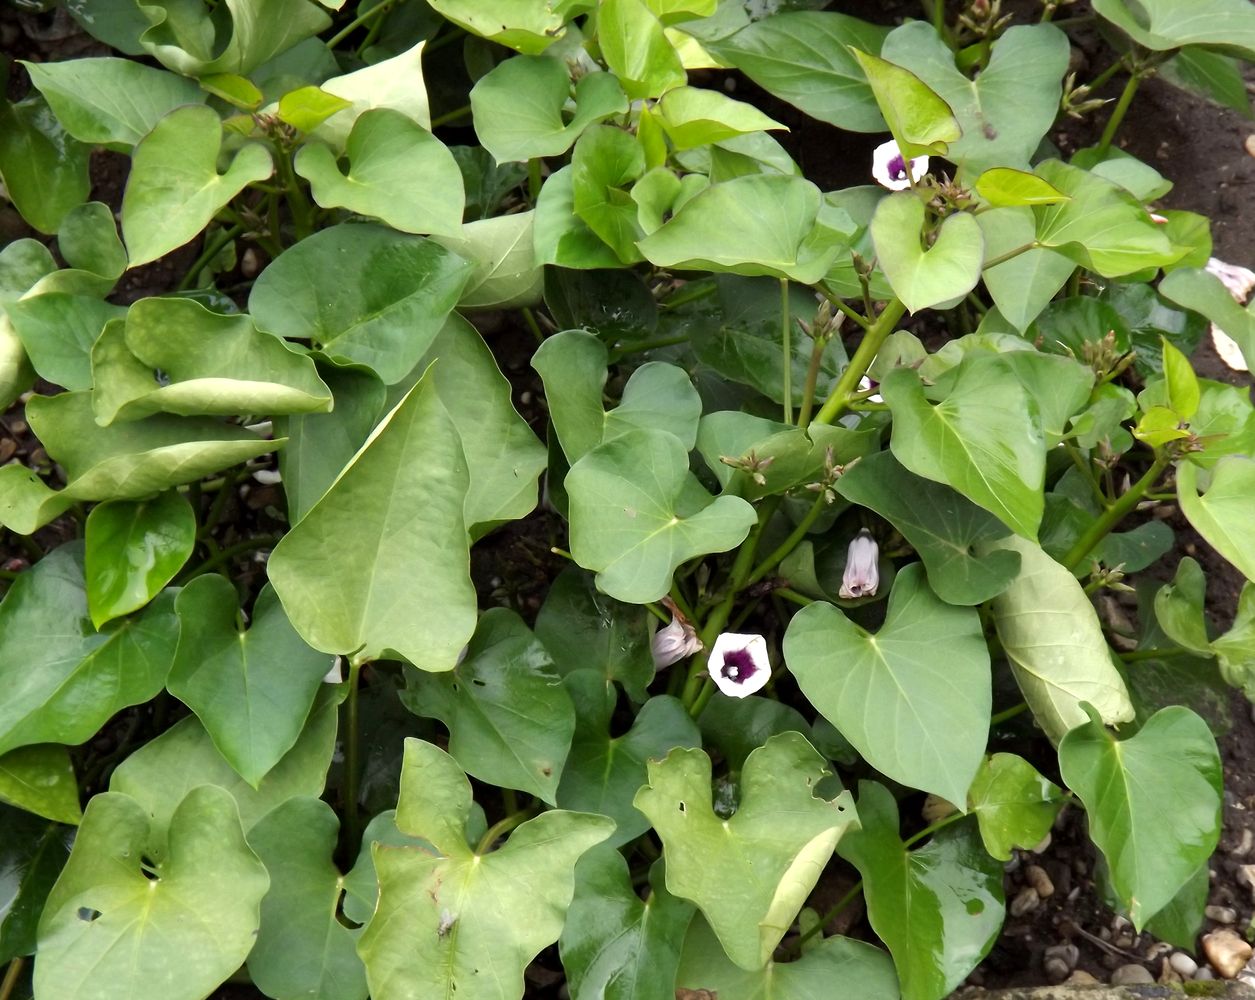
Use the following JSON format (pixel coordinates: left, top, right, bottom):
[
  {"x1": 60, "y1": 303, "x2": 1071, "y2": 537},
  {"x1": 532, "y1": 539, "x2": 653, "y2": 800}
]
[
  {"x1": 1, "y1": 957, "x2": 25, "y2": 1000},
  {"x1": 790, "y1": 881, "x2": 862, "y2": 955},
  {"x1": 477, "y1": 807, "x2": 537, "y2": 854},
  {"x1": 931, "y1": 0, "x2": 947, "y2": 40},
  {"x1": 826, "y1": 296, "x2": 871, "y2": 330},
  {"x1": 1063, "y1": 442, "x2": 1110, "y2": 511},
  {"x1": 344, "y1": 660, "x2": 363, "y2": 853},
  {"x1": 1096, "y1": 71, "x2": 1142, "y2": 157},
  {"x1": 1088, "y1": 57, "x2": 1127, "y2": 93},
  {"x1": 326, "y1": 0, "x2": 401, "y2": 49},
  {"x1": 990, "y1": 702, "x2": 1028, "y2": 726},
  {"x1": 1061, "y1": 454, "x2": 1169, "y2": 570},
  {"x1": 430, "y1": 104, "x2": 472, "y2": 129},
  {"x1": 903, "y1": 810, "x2": 965, "y2": 849},
  {"x1": 813, "y1": 299, "x2": 907, "y2": 426},
  {"x1": 177, "y1": 223, "x2": 245, "y2": 291},
  {"x1": 688, "y1": 678, "x2": 715, "y2": 718},
  {"x1": 796, "y1": 333, "x2": 826, "y2": 428},
  {"x1": 608, "y1": 332, "x2": 691, "y2": 360},
  {"x1": 775, "y1": 587, "x2": 813, "y2": 607},
  {"x1": 521, "y1": 306, "x2": 545, "y2": 344},
  {"x1": 273, "y1": 143, "x2": 314, "y2": 242},
  {"x1": 181, "y1": 534, "x2": 280, "y2": 581},
  {"x1": 780, "y1": 279, "x2": 793, "y2": 424},
  {"x1": 528, "y1": 158, "x2": 543, "y2": 203},
  {"x1": 746, "y1": 492, "x2": 827, "y2": 587},
  {"x1": 660, "y1": 278, "x2": 718, "y2": 310},
  {"x1": 982, "y1": 242, "x2": 1040, "y2": 271},
  {"x1": 1119, "y1": 646, "x2": 1188, "y2": 662}
]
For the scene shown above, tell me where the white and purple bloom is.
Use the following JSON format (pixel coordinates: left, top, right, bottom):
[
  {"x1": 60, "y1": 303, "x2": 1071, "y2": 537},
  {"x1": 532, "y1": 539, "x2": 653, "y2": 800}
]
[
  {"x1": 839, "y1": 529, "x2": 880, "y2": 599},
  {"x1": 872, "y1": 140, "x2": 928, "y2": 191},
  {"x1": 652, "y1": 614, "x2": 702, "y2": 670},
  {"x1": 708, "y1": 632, "x2": 770, "y2": 698}
]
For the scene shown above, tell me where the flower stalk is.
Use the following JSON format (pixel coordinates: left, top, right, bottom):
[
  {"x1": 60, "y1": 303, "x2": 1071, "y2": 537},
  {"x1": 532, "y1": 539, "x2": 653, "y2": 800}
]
[{"x1": 813, "y1": 298, "x2": 907, "y2": 426}]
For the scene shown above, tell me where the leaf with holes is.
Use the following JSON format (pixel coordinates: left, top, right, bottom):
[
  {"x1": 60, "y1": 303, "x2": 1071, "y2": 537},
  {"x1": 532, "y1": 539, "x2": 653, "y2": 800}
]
[
  {"x1": 357, "y1": 739, "x2": 614, "y2": 1000},
  {"x1": 34, "y1": 786, "x2": 269, "y2": 1000},
  {"x1": 634, "y1": 732, "x2": 858, "y2": 971}
]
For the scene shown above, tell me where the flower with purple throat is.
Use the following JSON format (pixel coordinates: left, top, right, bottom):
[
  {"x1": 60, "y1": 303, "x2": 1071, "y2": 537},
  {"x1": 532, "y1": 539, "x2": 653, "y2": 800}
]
[
  {"x1": 707, "y1": 632, "x2": 770, "y2": 698},
  {"x1": 872, "y1": 139, "x2": 928, "y2": 192}
]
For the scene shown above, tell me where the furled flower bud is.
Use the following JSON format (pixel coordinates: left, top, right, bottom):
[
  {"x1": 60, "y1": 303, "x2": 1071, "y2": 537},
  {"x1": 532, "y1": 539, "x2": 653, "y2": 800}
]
[
  {"x1": 707, "y1": 632, "x2": 770, "y2": 698},
  {"x1": 651, "y1": 615, "x2": 702, "y2": 669},
  {"x1": 872, "y1": 140, "x2": 928, "y2": 192},
  {"x1": 839, "y1": 529, "x2": 880, "y2": 599}
]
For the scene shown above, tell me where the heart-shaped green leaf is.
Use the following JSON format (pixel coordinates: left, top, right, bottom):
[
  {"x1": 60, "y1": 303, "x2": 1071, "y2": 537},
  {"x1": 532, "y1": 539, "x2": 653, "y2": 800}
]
[
  {"x1": 295, "y1": 108, "x2": 464, "y2": 236},
  {"x1": 975, "y1": 168, "x2": 1070, "y2": 206},
  {"x1": 704, "y1": 12, "x2": 888, "y2": 131},
  {"x1": 92, "y1": 299, "x2": 332, "y2": 424},
  {"x1": 470, "y1": 56, "x2": 629, "y2": 163},
  {"x1": 557, "y1": 671, "x2": 701, "y2": 847},
  {"x1": 427, "y1": 0, "x2": 570, "y2": 54},
  {"x1": 534, "y1": 165, "x2": 626, "y2": 269},
  {"x1": 35, "y1": 786, "x2": 269, "y2": 1000},
  {"x1": 871, "y1": 193, "x2": 984, "y2": 313},
  {"x1": 22, "y1": 57, "x2": 205, "y2": 149},
  {"x1": 634, "y1": 733, "x2": 858, "y2": 971},
  {"x1": 403, "y1": 315, "x2": 547, "y2": 537},
  {"x1": 1093, "y1": 0, "x2": 1255, "y2": 59},
  {"x1": 6, "y1": 294, "x2": 126, "y2": 391},
  {"x1": 121, "y1": 105, "x2": 272, "y2": 267},
  {"x1": 313, "y1": 40, "x2": 431, "y2": 147},
  {"x1": 836, "y1": 450, "x2": 1019, "y2": 605},
  {"x1": 1153, "y1": 556, "x2": 1212, "y2": 654},
  {"x1": 838, "y1": 781, "x2": 1003, "y2": 1000},
  {"x1": 533, "y1": 329, "x2": 701, "y2": 465},
  {"x1": 1059, "y1": 705, "x2": 1222, "y2": 928},
  {"x1": 881, "y1": 23, "x2": 1070, "y2": 173},
  {"x1": 784, "y1": 563, "x2": 990, "y2": 804},
  {"x1": 656, "y1": 85, "x2": 786, "y2": 150},
  {"x1": 248, "y1": 223, "x2": 473, "y2": 384},
  {"x1": 268, "y1": 368, "x2": 476, "y2": 670},
  {"x1": 0, "y1": 94, "x2": 91, "y2": 235},
  {"x1": 0, "y1": 745, "x2": 82, "y2": 825},
  {"x1": 561, "y1": 847, "x2": 696, "y2": 1000},
  {"x1": 882, "y1": 356, "x2": 1044, "y2": 540},
  {"x1": 401, "y1": 609, "x2": 575, "y2": 805},
  {"x1": 0, "y1": 543, "x2": 177, "y2": 758},
  {"x1": 639, "y1": 174, "x2": 840, "y2": 283},
  {"x1": 967, "y1": 753, "x2": 1063, "y2": 861},
  {"x1": 1177, "y1": 457, "x2": 1255, "y2": 583},
  {"x1": 981, "y1": 534, "x2": 1135, "y2": 743},
  {"x1": 246, "y1": 797, "x2": 367, "y2": 1000},
  {"x1": 0, "y1": 391, "x2": 277, "y2": 534},
  {"x1": 357, "y1": 739, "x2": 615, "y2": 1000},
  {"x1": 571, "y1": 124, "x2": 646, "y2": 262},
  {"x1": 567, "y1": 428, "x2": 756, "y2": 603},
  {"x1": 85, "y1": 491, "x2": 195, "y2": 628},
  {"x1": 534, "y1": 566, "x2": 656, "y2": 701},
  {"x1": 136, "y1": 0, "x2": 330, "y2": 76},
  {"x1": 599, "y1": 0, "x2": 685, "y2": 100},
  {"x1": 978, "y1": 207, "x2": 1078, "y2": 333},
  {"x1": 676, "y1": 914, "x2": 900, "y2": 1000},
  {"x1": 431, "y1": 212, "x2": 544, "y2": 310},
  {"x1": 168, "y1": 577, "x2": 334, "y2": 788},
  {"x1": 850, "y1": 47, "x2": 959, "y2": 157},
  {"x1": 1031, "y1": 160, "x2": 1178, "y2": 278}
]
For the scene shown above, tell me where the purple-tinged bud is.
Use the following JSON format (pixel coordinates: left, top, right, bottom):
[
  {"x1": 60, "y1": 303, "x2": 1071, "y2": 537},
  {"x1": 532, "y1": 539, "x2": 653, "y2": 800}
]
[
  {"x1": 839, "y1": 529, "x2": 880, "y2": 599},
  {"x1": 652, "y1": 615, "x2": 702, "y2": 669}
]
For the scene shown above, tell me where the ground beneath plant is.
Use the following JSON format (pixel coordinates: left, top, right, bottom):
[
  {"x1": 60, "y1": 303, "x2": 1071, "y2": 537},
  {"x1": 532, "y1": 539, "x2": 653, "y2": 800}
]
[{"x1": 5, "y1": 2, "x2": 1255, "y2": 997}]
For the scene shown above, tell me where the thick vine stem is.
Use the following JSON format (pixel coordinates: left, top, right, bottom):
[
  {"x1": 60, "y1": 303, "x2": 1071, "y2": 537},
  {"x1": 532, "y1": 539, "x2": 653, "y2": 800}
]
[
  {"x1": 1060, "y1": 454, "x2": 1170, "y2": 570},
  {"x1": 1096, "y1": 71, "x2": 1142, "y2": 157},
  {"x1": 813, "y1": 299, "x2": 907, "y2": 427}
]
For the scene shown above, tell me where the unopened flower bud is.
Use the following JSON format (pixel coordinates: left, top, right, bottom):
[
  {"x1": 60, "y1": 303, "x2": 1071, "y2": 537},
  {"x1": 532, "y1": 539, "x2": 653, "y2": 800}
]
[
  {"x1": 839, "y1": 529, "x2": 880, "y2": 599},
  {"x1": 652, "y1": 615, "x2": 701, "y2": 669},
  {"x1": 707, "y1": 632, "x2": 770, "y2": 698}
]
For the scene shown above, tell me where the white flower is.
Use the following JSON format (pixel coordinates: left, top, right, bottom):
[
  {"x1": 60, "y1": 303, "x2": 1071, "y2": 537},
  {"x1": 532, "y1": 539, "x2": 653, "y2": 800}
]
[
  {"x1": 857, "y1": 374, "x2": 883, "y2": 404},
  {"x1": 652, "y1": 615, "x2": 702, "y2": 669},
  {"x1": 1204, "y1": 257, "x2": 1255, "y2": 373},
  {"x1": 839, "y1": 529, "x2": 879, "y2": 599},
  {"x1": 707, "y1": 632, "x2": 770, "y2": 698},
  {"x1": 872, "y1": 140, "x2": 928, "y2": 191}
]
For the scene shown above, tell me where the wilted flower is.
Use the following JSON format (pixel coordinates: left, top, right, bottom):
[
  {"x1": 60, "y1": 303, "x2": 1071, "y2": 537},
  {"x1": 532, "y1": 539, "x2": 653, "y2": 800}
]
[
  {"x1": 872, "y1": 140, "x2": 928, "y2": 192},
  {"x1": 1204, "y1": 257, "x2": 1255, "y2": 372},
  {"x1": 708, "y1": 632, "x2": 770, "y2": 698},
  {"x1": 652, "y1": 614, "x2": 702, "y2": 669},
  {"x1": 839, "y1": 529, "x2": 879, "y2": 599}
]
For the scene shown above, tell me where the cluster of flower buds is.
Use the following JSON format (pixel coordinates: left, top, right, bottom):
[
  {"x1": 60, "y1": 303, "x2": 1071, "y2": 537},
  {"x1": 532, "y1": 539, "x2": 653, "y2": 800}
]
[
  {"x1": 959, "y1": 0, "x2": 1012, "y2": 38},
  {"x1": 719, "y1": 449, "x2": 775, "y2": 487},
  {"x1": 1060, "y1": 73, "x2": 1108, "y2": 121}
]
